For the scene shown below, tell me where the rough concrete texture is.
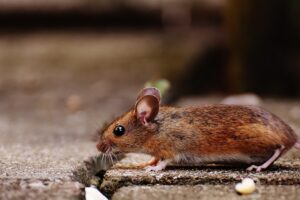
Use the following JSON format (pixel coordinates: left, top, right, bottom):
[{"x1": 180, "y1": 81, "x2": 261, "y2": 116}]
[
  {"x1": 0, "y1": 179, "x2": 83, "y2": 200},
  {"x1": 112, "y1": 185, "x2": 300, "y2": 200}
]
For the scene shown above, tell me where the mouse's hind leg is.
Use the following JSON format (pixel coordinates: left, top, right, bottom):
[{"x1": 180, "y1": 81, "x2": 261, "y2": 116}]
[{"x1": 247, "y1": 145, "x2": 285, "y2": 172}]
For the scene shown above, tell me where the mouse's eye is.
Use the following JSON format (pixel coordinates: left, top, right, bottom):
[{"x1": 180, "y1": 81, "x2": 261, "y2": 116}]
[{"x1": 113, "y1": 125, "x2": 125, "y2": 136}]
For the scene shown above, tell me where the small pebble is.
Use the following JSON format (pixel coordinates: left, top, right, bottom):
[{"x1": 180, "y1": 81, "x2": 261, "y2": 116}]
[
  {"x1": 290, "y1": 106, "x2": 300, "y2": 119},
  {"x1": 28, "y1": 181, "x2": 47, "y2": 190},
  {"x1": 66, "y1": 94, "x2": 83, "y2": 112},
  {"x1": 235, "y1": 178, "x2": 256, "y2": 195},
  {"x1": 221, "y1": 94, "x2": 262, "y2": 106}
]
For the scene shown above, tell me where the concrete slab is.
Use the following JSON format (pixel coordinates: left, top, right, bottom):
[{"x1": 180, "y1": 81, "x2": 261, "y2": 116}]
[
  {"x1": 111, "y1": 185, "x2": 300, "y2": 200},
  {"x1": 0, "y1": 111, "x2": 98, "y2": 199},
  {"x1": 100, "y1": 159, "x2": 300, "y2": 197}
]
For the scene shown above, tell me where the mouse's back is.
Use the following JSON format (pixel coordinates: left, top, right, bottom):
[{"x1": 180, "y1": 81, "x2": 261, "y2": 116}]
[{"x1": 154, "y1": 104, "x2": 297, "y2": 164}]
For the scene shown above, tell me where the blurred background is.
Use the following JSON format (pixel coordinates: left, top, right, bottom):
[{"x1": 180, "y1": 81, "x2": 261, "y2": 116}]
[{"x1": 0, "y1": 0, "x2": 300, "y2": 121}]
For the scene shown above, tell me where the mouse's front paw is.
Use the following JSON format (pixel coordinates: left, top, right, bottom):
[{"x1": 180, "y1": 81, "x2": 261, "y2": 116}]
[
  {"x1": 144, "y1": 159, "x2": 169, "y2": 172},
  {"x1": 145, "y1": 165, "x2": 164, "y2": 172}
]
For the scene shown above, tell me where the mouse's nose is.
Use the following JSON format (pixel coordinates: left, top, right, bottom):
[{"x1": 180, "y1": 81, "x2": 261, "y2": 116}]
[{"x1": 96, "y1": 140, "x2": 111, "y2": 153}]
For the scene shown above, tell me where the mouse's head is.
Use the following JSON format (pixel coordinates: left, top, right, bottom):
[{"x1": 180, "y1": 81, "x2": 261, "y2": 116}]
[{"x1": 96, "y1": 87, "x2": 161, "y2": 154}]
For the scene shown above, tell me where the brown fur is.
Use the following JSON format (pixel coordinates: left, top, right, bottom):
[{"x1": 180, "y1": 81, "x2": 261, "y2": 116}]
[{"x1": 97, "y1": 103, "x2": 298, "y2": 166}]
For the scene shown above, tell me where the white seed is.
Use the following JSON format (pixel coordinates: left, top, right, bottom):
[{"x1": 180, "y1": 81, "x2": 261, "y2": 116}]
[{"x1": 235, "y1": 178, "x2": 256, "y2": 195}]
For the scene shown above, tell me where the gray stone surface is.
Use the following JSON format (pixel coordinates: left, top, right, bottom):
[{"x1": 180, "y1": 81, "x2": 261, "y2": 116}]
[
  {"x1": 0, "y1": 106, "x2": 99, "y2": 199},
  {"x1": 112, "y1": 185, "x2": 300, "y2": 200}
]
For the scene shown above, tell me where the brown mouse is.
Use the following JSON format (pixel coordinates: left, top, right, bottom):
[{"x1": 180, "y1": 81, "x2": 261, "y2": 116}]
[{"x1": 96, "y1": 87, "x2": 300, "y2": 172}]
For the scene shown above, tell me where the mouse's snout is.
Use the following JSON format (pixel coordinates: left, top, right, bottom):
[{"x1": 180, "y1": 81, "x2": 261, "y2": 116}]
[{"x1": 96, "y1": 139, "x2": 112, "y2": 153}]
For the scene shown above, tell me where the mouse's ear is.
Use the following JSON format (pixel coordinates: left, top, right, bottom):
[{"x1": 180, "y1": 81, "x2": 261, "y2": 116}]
[{"x1": 135, "y1": 87, "x2": 160, "y2": 125}]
